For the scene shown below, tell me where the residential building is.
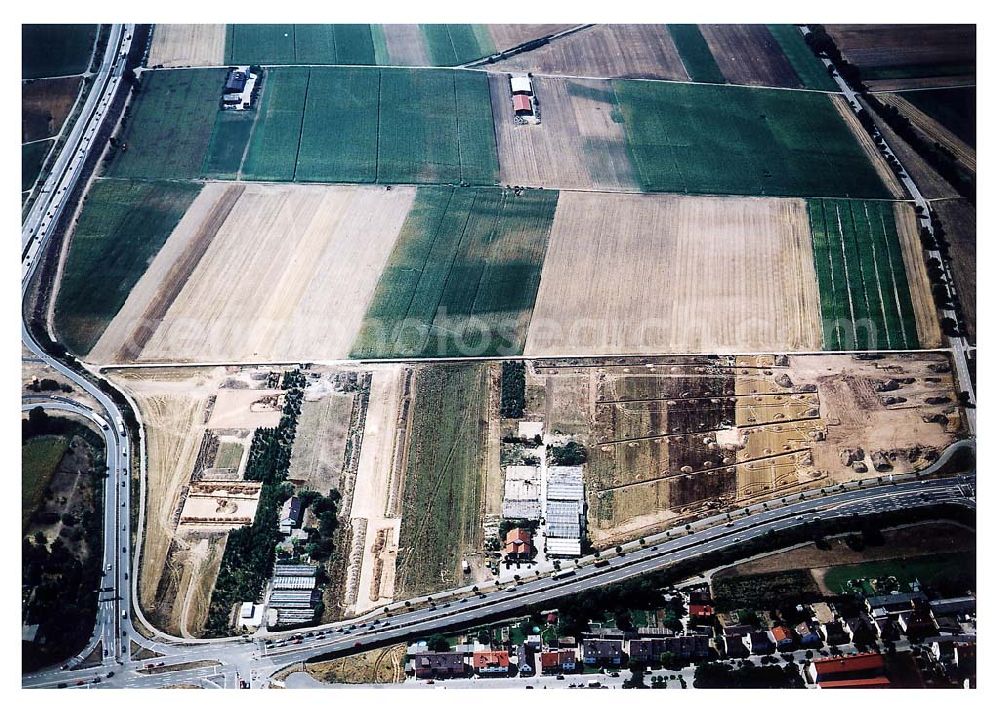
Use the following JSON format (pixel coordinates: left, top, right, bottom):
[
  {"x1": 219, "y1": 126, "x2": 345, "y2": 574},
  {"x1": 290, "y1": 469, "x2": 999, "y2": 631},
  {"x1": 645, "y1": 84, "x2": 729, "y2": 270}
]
[
  {"x1": 795, "y1": 621, "x2": 821, "y2": 646},
  {"x1": 809, "y1": 652, "x2": 888, "y2": 688},
  {"x1": 628, "y1": 636, "x2": 713, "y2": 665},
  {"x1": 771, "y1": 625, "x2": 795, "y2": 651},
  {"x1": 842, "y1": 616, "x2": 877, "y2": 646},
  {"x1": 821, "y1": 619, "x2": 849, "y2": 646},
  {"x1": 581, "y1": 638, "x2": 623, "y2": 667},
  {"x1": 865, "y1": 591, "x2": 927, "y2": 615},
  {"x1": 413, "y1": 652, "x2": 466, "y2": 680},
  {"x1": 473, "y1": 650, "x2": 510, "y2": 676},
  {"x1": 541, "y1": 650, "x2": 578, "y2": 674},
  {"x1": 515, "y1": 643, "x2": 534, "y2": 676},
  {"x1": 723, "y1": 633, "x2": 749, "y2": 658},
  {"x1": 745, "y1": 631, "x2": 775, "y2": 656}
]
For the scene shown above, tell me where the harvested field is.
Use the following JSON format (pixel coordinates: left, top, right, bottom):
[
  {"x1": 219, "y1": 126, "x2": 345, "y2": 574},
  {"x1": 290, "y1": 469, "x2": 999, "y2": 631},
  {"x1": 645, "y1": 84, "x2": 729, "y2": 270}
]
[
  {"x1": 829, "y1": 95, "x2": 906, "y2": 199},
  {"x1": 394, "y1": 364, "x2": 488, "y2": 596},
  {"x1": 878, "y1": 92, "x2": 975, "y2": 172},
  {"x1": 240, "y1": 67, "x2": 498, "y2": 185},
  {"x1": 525, "y1": 193, "x2": 823, "y2": 356},
  {"x1": 489, "y1": 25, "x2": 575, "y2": 53},
  {"x1": 287, "y1": 389, "x2": 355, "y2": 493},
  {"x1": 22, "y1": 76, "x2": 82, "y2": 142},
  {"x1": 489, "y1": 74, "x2": 638, "y2": 191},
  {"x1": 934, "y1": 199, "x2": 976, "y2": 343},
  {"x1": 88, "y1": 182, "x2": 243, "y2": 363},
  {"x1": 699, "y1": 24, "x2": 802, "y2": 88},
  {"x1": 492, "y1": 24, "x2": 688, "y2": 80},
  {"x1": 55, "y1": 179, "x2": 202, "y2": 357},
  {"x1": 614, "y1": 80, "x2": 893, "y2": 198},
  {"x1": 148, "y1": 25, "x2": 226, "y2": 67},
  {"x1": 98, "y1": 184, "x2": 414, "y2": 364},
  {"x1": 353, "y1": 186, "x2": 557, "y2": 359},
  {"x1": 806, "y1": 198, "x2": 922, "y2": 350},
  {"x1": 825, "y1": 24, "x2": 974, "y2": 90},
  {"x1": 893, "y1": 202, "x2": 943, "y2": 349},
  {"x1": 22, "y1": 24, "x2": 97, "y2": 79},
  {"x1": 377, "y1": 25, "x2": 429, "y2": 66},
  {"x1": 107, "y1": 68, "x2": 226, "y2": 180}
]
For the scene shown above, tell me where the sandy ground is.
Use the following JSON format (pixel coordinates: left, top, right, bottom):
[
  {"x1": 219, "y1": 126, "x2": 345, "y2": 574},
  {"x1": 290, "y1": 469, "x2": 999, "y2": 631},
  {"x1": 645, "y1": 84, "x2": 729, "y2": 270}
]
[
  {"x1": 525, "y1": 193, "x2": 823, "y2": 355},
  {"x1": 302, "y1": 644, "x2": 406, "y2": 684},
  {"x1": 893, "y1": 202, "x2": 943, "y2": 349},
  {"x1": 877, "y1": 93, "x2": 975, "y2": 173},
  {"x1": 488, "y1": 25, "x2": 575, "y2": 53},
  {"x1": 380, "y1": 25, "x2": 429, "y2": 66},
  {"x1": 489, "y1": 74, "x2": 638, "y2": 191},
  {"x1": 491, "y1": 25, "x2": 689, "y2": 80},
  {"x1": 206, "y1": 389, "x2": 283, "y2": 429},
  {"x1": 147, "y1": 24, "x2": 226, "y2": 67},
  {"x1": 103, "y1": 184, "x2": 414, "y2": 364},
  {"x1": 699, "y1": 24, "x2": 801, "y2": 88},
  {"x1": 830, "y1": 95, "x2": 907, "y2": 200},
  {"x1": 347, "y1": 366, "x2": 404, "y2": 616}
]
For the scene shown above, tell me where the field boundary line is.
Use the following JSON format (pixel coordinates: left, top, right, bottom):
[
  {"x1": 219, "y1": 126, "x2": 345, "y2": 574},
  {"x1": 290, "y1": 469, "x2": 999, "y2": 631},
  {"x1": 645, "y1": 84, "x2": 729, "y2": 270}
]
[
  {"x1": 290, "y1": 68, "x2": 312, "y2": 182},
  {"x1": 861, "y1": 202, "x2": 893, "y2": 348}
]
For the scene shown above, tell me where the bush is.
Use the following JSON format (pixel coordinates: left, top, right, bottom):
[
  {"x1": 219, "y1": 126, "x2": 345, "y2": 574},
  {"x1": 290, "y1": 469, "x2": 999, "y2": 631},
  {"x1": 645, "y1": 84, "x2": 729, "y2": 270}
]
[{"x1": 500, "y1": 361, "x2": 526, "y2": 418}]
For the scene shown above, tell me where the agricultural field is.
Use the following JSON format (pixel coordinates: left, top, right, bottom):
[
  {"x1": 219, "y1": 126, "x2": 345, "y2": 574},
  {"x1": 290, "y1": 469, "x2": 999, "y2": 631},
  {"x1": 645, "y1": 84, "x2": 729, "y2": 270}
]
[
  {"x1": 896, "y1": 86, "x2": 975, "y2": 148},
  {"x1": 421, "y1": 24, "x2": 495, "y2": 66},
  {"x1": 613, "y1": 80, "x2": 894, "y2": 198},
  {"x1": 877, "y1": 91, "x2": 975, "y2": 173},
  {"x1": 22, "y1": 77, "x2": 82, "y2": 142},
  {"x1": 394, "y1": 364, "x2": 488, "y2": 597},
  {"x1": 532, "y1": 353, "x2": 963, "y2": 547},
  {"x1": 699, "y1": 24, "x2": 803, "y2": 89},
  {"x1": 239, "y1": 67, "x2": 499, "y2": 185},
  {"x1": 148, "y1": 24, "x2": 226, "y2": 67},
  {"x1": 806, "y1": 198, "x2": 922, "y2": 350},
  {"x1": 375, "y1": 25, "x2": 430, "y2": 66},
  {"x1": 492, "y1": 25, "x2": 689, "y2": 80},
  {"x1": 667, "y1": 25, "x2": 725, "y2": 84},
  {"x1": 825, "y1": 24, "x2": 975, "y2": 90},
  {"x1": 201, "y1": 110, "x2": 256, "y2": 179},
  {"x1": 352, "y1": 187, "x2": 558, "y2": 359},
  {"x1": 106, "y1": 68, "x2": 226, "y2": 180},
  {"x1": 225, "y1": 24, "x2": 376, "y2": 65},
  {"x1": 489, "y1": 75, "x2": 638, "y2": 191},
  {"x1": 54, "y1": 179, "x2": 202, "y2": 356},
  {"x1": 22, "y1": 24, "x2": 97, "y2": 79},
  {"x1": 524, "y1": 193, "x2": 823, "y2": 356},
  {"x1": 765, "y1": 24, "x2": 840, "y2": 91},
  {"x1": 93, "y1": 184, "x2": 415, "y2": 364},
  {"x1": 935, "y1": 199, "x2": 976, "y2": 343},
  {"x1": 22, "y1": 140, "x2": 52, "y2": 193},
  {"x1": 488, "y1": 25, "x2": 575, "y2": 53}
]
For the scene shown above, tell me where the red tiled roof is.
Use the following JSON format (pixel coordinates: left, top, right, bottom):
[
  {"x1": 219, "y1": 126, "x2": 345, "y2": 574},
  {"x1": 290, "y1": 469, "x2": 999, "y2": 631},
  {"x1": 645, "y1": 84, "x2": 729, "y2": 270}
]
[
  {"x1": 689, "y1": 603, "x2": 714, "y2": 617},
  {"x1": 473, "y1": 650, "x2": 509, "y2": 668},
  {"x1": 819, "y1": 676, "x2": 891, "y2": 689},
  {"x1": 813, "y1": 652, "x2": 884, "y2": 676},
  {"x1": 541, "y1": 652, "x2": 559, "y2": 667},
  {"x1": 771, "y1": 626, "x2": 793, "y2": 642},
  {"x1": 505, "y1": 528, "x2": 533, "y2": 556},
  {"x1": 512, "y1": 94, "x2": 532, "y2": 112}
]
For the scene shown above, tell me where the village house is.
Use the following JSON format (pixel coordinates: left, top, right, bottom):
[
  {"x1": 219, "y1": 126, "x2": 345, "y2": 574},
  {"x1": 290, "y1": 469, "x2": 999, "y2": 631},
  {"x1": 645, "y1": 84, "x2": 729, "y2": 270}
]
[
  {"x1": 473, "y1": 650, "x2": 510, "y2": 677},
  {"x1": 412, "y1": 652, "x2": 466, "y2": 680},
  {"x1": 541, "y1": 650, "x2": 578, "y2": 675},
  {"x1": 581, "y1": 638, "x2": 623, "y2": 667}
]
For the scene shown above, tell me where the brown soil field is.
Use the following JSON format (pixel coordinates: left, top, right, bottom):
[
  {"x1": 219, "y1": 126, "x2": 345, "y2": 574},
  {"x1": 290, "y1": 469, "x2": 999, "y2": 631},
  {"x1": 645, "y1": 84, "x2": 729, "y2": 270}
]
[
  {"x1": 549, "y1": 353, "x2": 962, "y2": 548},
  {"x1": 699, "y1": 24, "x2": 802, "y2": 88},
  {"x1": 893, "y1": 202, "x2": 943, "y2": 349},
  {"x1": 491, "y1": 25, "x2": 689, "y2": 80},
  {"x1": 829, "y1": 95, "x2": 907, "y2": 199},
  {"x1": 489, "y1": 25, "x2": 576, "y2": 53},
  {"x1": 865, "y1": 102, "x2": 958, "y2": 200},
  {"x1": 304, "y1": 643, "x2": 406, "y2": 684},
  {"x1": 489, "y1": 74, "x2": 638, "y2": 191},
  {"x1": 22, "y1": 77, "x2": 82, "y2": 142},
  {"x1": 877, "y1": 93, "x2": 975, "y2": 173},
  {"x1": 714, "y1": 521, "x2": 974, "y2": 594},
  {"x1": 381, "y1": 25, "x2": 429, "y2": 66},
  {"x1": 147, "y1": 24, "x2": 226, "y2": 67},
  {"x1": 934, "y1": 198, "x2": 976, "y2": 343},
  {"x1": 524, "y1": 193, "x2": 823, "y2": 356},
  {"x1": 287, "y1": 388, "x2": 355, "y2": 493},
  {"x1": 96, "y1": 184, "x2": 415, "y2": 365}
]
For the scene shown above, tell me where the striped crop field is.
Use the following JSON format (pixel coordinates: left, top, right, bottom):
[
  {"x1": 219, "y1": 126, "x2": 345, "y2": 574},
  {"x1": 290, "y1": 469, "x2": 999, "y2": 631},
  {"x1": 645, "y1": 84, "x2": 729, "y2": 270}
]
[
  {"x1": 351, "y1": 186, "x2": 558, "y2": 359},
  {"x1": 807, "y1": 198, "x2": 918, "y2": 350},
  {"x1": 420, "y1": 24, "x2": 495, "y2": 66},
  {"x1": 224, "y1": 24, "x2": 376, "y2": 65},
  {"x1": 241, "y1": 66, "x2": 309, "y2": 181}
]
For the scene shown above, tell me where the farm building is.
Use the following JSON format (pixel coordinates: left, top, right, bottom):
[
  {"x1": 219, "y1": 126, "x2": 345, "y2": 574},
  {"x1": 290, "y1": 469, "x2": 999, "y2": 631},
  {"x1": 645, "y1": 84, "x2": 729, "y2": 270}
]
[
  {"x1": 512, "y1": 94, "x2": 534, "y2": 116},
  {"x1": 273, "y1": 575, "x2": 316, "y2": 591},
  {"x1": 273, "y1": 563, "x2": 317, "y2": 577},
  {"x1": 547, "y1": 466, "x2": 584, "y2": 500},
  {"x1": 510, "y1": 74, "x2": 533, "y2": 95},
  {"x1": 221, "y1": 66, "x2": 259, "y2": 110},
  {"x1": 278, "y1": 495, "x2": 303, "y2": 534},
  {"x1": 505, "y1": 527, "x2": 535, "y2": 560},
  {"x1": 502, "y1": 465, "x2": 541, "y2": 519},
  {"x1": 544, "y1": 465, "x2": 585, "y2": 557}
]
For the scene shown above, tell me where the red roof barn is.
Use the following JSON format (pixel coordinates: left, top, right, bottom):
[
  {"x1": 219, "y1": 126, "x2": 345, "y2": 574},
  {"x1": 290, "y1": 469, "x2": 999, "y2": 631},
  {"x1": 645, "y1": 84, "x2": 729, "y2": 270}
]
[{"x1": 512, "y1": 94, "x2": 533, "y2": 115}]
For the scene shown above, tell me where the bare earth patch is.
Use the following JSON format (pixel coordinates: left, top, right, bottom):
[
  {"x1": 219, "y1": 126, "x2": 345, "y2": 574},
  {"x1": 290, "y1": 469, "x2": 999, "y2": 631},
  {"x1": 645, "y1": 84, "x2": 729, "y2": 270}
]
[
  {"x1": 380, "y1": 25, "x2": 429, "y2": 66},
  {"x1": 147, "y1": 24, "x2": 226, "y2": 67},
  {"x1": 525, "y1": 193, "x2": 823, "y2": 355},
  {"x1": 893, "y1": 202, "x2": 943, "y2": 349},
  {"x1": 699, "y1": 24, "x2": 802, "y2": 88}
]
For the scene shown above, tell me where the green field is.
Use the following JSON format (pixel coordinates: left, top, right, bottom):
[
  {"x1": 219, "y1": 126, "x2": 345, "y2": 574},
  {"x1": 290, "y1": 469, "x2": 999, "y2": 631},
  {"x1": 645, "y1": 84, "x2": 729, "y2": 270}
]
[
  {"x1": 613, "y1": 80, "x2": 893, "y2": 198},
  {"x1": 808, "y1": 198, "x2": 918, "y2": 350},
  {"x1": 22, "y1": 435, "x2": 69, "y2": 531},
  {"x1": 766, "y1": 24, "x2": 839, "y2": 91},
  {"x1": 421, "y1": 24, "x2": 495, "y2": 66},
  {"x1": 351, "y1": 187, "x2": 557, "y2": 359},
  {"x1": 396, "y1": 364, "x2": 487, "y2": 596},
  {"x1": 107, "y1": 68, "x2": 226, "y2": 180},
  {"x1": 898, "y1": 86, "x2": 975, "y2": 148},
  {"x1": 22, "y1": 24, "x2": 97, "y2": 79},
  {"x1": 22, "y1": 140, "x2": 52, "y2": 192},
  {"x1": 214, "y1": 442, "x2": 245, "y2": 470},
  {"x1": 202, "y1": 110, "x2": 256, "y2": 179},
  {"x1": 225, "y1": 24, "x2": 376, "y2": 65},
  {"x1": 863, "y1": 62, "x2": 975, "y2": 82},
  {"x1": 666, "y1": 25, "x2": 725, "y2": 84},
  {"x1": 54, "y1": 179, "x2": 202, "y2": 355},
  {"x1": 822, "y1": 551, "x2": 976, "y2": 598},
  {"x1": 241, "y1": 67, "x2": 499, "y2": 185}
]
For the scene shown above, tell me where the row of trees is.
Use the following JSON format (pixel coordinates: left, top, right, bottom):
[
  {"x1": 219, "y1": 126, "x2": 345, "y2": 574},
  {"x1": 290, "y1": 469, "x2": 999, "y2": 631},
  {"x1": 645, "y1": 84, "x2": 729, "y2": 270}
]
[{"x1": 499, "y1": 360, "x2": 526, "y2": 418}]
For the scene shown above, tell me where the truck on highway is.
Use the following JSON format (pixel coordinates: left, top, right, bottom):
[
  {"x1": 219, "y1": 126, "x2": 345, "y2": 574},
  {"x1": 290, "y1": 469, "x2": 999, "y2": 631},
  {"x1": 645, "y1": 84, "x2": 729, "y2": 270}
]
[
  {"x1": 116, "y1": 418, "x2": 125, "y2": 437},
  {"x1": 551, "y1": 569, "x2": 576, "y2": 580}
]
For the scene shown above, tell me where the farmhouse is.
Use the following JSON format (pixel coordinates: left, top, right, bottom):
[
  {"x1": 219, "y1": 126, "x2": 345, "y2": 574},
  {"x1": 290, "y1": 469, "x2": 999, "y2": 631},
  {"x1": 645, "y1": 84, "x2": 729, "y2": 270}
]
[
  {"x1": 505, "y1": 527, "x2": 535, "y2": 560},
  {"x1": 512, "y1": 94, "x2": 534, "y2": 116},
  {"x1": 221, "y1": 66, "x2": 259, "y2": 110}
]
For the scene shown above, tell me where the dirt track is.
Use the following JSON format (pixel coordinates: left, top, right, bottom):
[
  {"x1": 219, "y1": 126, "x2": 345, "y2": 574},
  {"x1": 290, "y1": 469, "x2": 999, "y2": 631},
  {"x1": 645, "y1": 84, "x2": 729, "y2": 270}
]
[
  {"x1": 525, "y1": 193, "x2": 823, "y2": 355},
  {"x1": 147, "y1": 24, "x2": 226, "y2": 67}
]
